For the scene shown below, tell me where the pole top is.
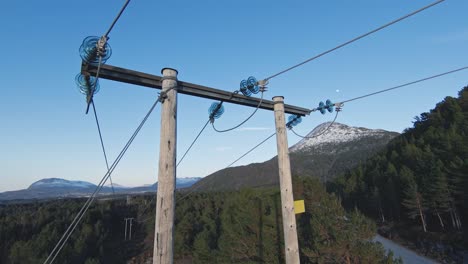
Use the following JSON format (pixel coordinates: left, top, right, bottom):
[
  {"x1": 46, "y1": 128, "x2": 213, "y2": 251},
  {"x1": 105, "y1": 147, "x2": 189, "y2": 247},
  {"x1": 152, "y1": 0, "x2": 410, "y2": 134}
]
[
  {"x1": 272, "y1": 96, "x2": 284, "y2": 102},
  {"x1": 161, "y1": 67, "x2": 178, "y2": 75}
]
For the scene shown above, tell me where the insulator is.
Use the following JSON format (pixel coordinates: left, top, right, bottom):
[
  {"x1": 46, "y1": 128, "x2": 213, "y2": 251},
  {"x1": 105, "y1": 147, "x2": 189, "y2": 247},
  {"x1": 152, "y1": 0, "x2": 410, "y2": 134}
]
[
  {"x1": 79, "y1": 36, "x2": 112, "y2": 64},
  {"x1": 208, "y1": 102, "x2": 225, "y2": 119},
  {"x1": 293, "y1": 116, "x2": 302, "y2": 126},
  {"x1": 318, "y1": 101, "x2": 326, "y2": 115},
  {"x1": 75, "y1": 73, "x2": 100, "y2": 95},
  {"x1": 240, "y1": 79, "x2": 252, "y2": 97},
  {"x1": 287, "y1": 115, "x2": 302, "y2": 127},
  {"x1": 246, "y1": 76, "x2": 260, "y2": 94},
  {"x1": 326, "y1": 99, "x2": 334, "y2": 113}
]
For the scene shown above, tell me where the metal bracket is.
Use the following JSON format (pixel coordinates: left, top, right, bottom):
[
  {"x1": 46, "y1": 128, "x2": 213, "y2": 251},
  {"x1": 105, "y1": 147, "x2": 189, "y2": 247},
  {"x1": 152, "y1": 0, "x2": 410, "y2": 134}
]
[{"x1": 335, "y1": 102, "x2": 344, "y2": 112}]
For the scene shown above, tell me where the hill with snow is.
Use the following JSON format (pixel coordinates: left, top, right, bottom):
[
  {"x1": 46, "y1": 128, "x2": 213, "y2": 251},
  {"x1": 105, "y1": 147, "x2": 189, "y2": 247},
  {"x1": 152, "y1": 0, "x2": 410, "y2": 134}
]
[
  {"x1": 0, "y1": 177, "x2": 201, "y2": 202},
  {"x1": 191, "y1": 122, "x2": 399, "y2": 191}
]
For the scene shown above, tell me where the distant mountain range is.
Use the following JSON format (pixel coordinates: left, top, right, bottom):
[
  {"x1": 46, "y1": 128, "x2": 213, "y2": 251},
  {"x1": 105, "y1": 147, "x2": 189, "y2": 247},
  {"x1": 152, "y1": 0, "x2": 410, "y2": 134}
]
[
  {"x1": 1, "y1": 122, "x2": 398, "y2": 200},
  {"x1": 190, "y1": 122, "x2": 399, "y2": 191},
  {"x1": 0, "y1": 177, "x2": 201, "y2": 201}
]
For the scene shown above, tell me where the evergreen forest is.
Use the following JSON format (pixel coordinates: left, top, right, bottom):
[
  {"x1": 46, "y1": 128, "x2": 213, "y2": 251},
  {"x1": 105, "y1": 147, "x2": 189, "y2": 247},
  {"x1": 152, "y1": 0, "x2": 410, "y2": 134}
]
[
  {"x1": 329, "y1": 86, "x2": 468, "y2": 262},
  {"x1": 0, "y1": 178, "x2": 400, "y2": 263}
]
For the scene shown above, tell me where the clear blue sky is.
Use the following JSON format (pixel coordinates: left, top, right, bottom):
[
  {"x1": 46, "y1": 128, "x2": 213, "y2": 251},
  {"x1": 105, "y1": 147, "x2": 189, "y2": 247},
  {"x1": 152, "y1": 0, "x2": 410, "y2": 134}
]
[{"x1": 1, "y1": 0, "x2": 467, "y2": 192}]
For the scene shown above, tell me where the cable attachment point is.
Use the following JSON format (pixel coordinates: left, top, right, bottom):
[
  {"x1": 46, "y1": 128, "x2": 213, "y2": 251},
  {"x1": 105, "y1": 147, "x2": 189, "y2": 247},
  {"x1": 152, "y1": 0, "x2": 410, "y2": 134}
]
[
  {"x1": 75, "y1": 73, "x2": 100, "y2": 114},
  {"x1": 228, "y1": 90, "x2": 240, "y2": 100},
  {"x1": 158, "y1": 84, "x2": 178, "y2": 103},
  {"x1": 79, "y1": 36, "x2": 112, "y2": 64},
  {"x1": 97, "y1": 36, "x2": 109, "y2": 58},
  {"x1": 258, "y1": 79, "x2": 269, "y2": 93},
  {"x1": 240, "y1": 76, "x2": 262, "y2": 96},
  {"x1": 335, "y1": 102, "x2": 344, "y2": 112},
  {"x1": 208, "y1": 102, "x2": 225, "y2": 123},
  {"x1": 286, "y1": 115, "x2": 302, "y2": 129},
  {"x1": 158, "y1": 91, "x2": 168, "y2": 103}
]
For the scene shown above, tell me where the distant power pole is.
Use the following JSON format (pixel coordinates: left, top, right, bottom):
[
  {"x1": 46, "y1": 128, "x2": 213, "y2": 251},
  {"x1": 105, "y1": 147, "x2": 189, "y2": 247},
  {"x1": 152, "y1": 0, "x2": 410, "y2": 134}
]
[
  {"x1": 273, "y1": 96, "x2": 300, "y2": 264},
  {"x1": 81, "y1": 63, "x2": 309, "y2": 264},
  {"x1": 124, "y1": 218, "x2": 128, "y2": 240},
  {"x1": 124, "y1": 217, "x2": 134, "y2": 240}
]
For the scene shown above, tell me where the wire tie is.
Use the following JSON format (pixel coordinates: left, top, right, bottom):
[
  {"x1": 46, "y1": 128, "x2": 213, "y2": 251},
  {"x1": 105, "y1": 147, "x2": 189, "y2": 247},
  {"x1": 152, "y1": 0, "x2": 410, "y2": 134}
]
[
  {"x1": 228, "y1": 90, "x2": 239, "y2": 100},
  {"x1": 97, "y1": 36, "x2": 108, "y2": 57},
  {"x1": 258, "y1": 79, "x2": 269, "y2": 87},
  {"x1": 158, "y1": 91, "x2": 167, "y2": 103},
  {"x1": 335, "y1": 102, "x2": 344, "y2": 112},
  {"x1": 161, "y1": 76, "x2": 178, "y2": 81}
]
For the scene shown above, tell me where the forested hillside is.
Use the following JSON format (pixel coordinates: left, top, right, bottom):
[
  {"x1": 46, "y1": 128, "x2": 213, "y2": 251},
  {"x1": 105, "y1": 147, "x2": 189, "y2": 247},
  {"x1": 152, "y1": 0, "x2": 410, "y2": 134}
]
[
  {"x1": 329, "y1": 86, "x2": 468, "y2": 262},
  {"x1": 192, "y1": 123, "x2": 398, "y2": 192},
  {"x1": 0, "y1": 178, "x2": 400, "y2": 263}
]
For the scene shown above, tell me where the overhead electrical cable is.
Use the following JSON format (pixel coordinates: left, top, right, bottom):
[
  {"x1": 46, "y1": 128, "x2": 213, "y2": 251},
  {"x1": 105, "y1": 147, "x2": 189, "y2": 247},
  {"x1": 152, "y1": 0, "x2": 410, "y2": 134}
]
[
  {"x1": 177, "y1": 119, "x2": 211, "y2": 167},
  {"x1": 226, "y1": 132, "x2": 277, "y2": 168},
  {"x1": 176, "y1": 131, "x2": 277, "y2": 203},
  {"x1": 212, "y1": 90, "x2": 266, "y2": 133},
  {"x1": 136, "y1": 118, "x2": 212, "y2": 224},
  {"x1": 263, "y1": 0, "x2": 446, "y2": 81},
  {"x1": 291, "y1": 65, "x2": 468, "y2": 138},
  {"x1": 82, "y1": 0, "x2": 132, "y2": 113},
  {"x1": 337, "y1": 65, "x2": 468, "y2": 105},
  {"x1": 91, "y1": 100, "x2": 115, "y2": 194},
  {"x1": 44, "y1": 89, "x2": 169, "y2": 264},
  {"x1": 104, "y1": 0, "x2": 132, "y2": 38}
]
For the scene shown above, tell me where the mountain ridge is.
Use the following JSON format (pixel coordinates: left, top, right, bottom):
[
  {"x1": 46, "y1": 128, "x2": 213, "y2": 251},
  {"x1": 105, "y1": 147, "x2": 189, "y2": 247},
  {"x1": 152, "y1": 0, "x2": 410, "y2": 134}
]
[
  {"x1": 191, "y1": 122, "x2": 399, "y2": 191},
  {"x1": 0, "y1": 177, "x2": 201, "y2": 201}
]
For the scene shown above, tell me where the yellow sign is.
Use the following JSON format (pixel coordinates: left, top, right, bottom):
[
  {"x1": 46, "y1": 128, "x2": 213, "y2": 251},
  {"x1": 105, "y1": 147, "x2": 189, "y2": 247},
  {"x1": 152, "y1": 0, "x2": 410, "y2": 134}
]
[{"x1": 294, "y1": 200, "x2": 305, "y2": 214}]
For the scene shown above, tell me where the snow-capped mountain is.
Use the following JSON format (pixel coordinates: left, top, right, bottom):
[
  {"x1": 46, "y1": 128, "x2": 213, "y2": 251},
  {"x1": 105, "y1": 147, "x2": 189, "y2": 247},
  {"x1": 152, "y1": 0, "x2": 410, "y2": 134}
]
[
  {"x1": 290, "y1": 122, "x2": 397, "y2": 152},
  {"x1": 29, "y1": 178, "x2": 96, "y2": 189},
  {"x1": 192, "y1": 122, "x2": 399, "y2": 191}
]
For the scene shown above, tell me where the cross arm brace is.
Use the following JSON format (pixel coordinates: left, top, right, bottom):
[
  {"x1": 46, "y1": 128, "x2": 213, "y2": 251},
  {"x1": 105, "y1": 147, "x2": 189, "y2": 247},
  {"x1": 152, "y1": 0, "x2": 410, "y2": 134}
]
[{"x1": 82, "y1": 63, "x2": 310, "y2": 116}]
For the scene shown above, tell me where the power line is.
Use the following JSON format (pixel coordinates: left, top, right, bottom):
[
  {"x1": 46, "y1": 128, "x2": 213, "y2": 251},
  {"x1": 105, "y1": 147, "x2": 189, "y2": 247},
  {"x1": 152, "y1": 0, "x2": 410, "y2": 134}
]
[
  {"x1": 104, "y1": 0, "x2": 132, "y2": 38},
  {"x1": 83, "y1": 0, "x2": 132, "y2": 113},
  {"x1": 226, "y1": 132, "x2": 276, "y2": 168},
  {"x1": 180, "y1": 64, "x2": 468, "y2": 206},
  {"x1": 138, "y1": 117, "x2": 210, "y2": 223},
  {"x1": 264, "y1": 0, "x2": 446, "y2": 81},
  {"x1": 44, "y1": 94, "x2": 164, "y2": 264},
  {"x1": 337, "y1": 65, "x2": 468, "y2": 105},
  {"x1": 176, "y1": 131, "x2": 277, "y2": 203},
  {"x1": 85, "y1": 56, "x2": 103, "y2": 114},
  {"x1": 212, "y1": 90, "x2": 265, "y2": 133},
  {"x1": 91, "y1": 100, "x2": 115, "y2": 194},
  {"x1": 177, "y1": 119, "x2": 210, "y2": 167}
]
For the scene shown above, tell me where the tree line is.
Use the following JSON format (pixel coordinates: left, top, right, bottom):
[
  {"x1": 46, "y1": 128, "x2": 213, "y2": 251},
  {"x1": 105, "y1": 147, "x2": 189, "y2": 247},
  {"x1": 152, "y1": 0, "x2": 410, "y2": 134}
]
[
  {"x1": 1, "y1": 177, "x2": 401, "y2": 263},
  {"x1": 329, "y1": 86, "x2": 468, "y2": 260}
]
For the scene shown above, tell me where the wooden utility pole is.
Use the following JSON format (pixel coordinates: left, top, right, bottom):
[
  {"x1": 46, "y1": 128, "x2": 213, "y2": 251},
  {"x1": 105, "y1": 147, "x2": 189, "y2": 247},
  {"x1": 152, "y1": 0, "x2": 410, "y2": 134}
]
[
  {"x1": 81, "y1": 62, "x2": 310, "y2": 263},
  {"x1": 273, "y1": 96, "x2": 300, "y2": 264},
  {"x1": 153, "y1": 68, "x2": 178, "y2": 264}
]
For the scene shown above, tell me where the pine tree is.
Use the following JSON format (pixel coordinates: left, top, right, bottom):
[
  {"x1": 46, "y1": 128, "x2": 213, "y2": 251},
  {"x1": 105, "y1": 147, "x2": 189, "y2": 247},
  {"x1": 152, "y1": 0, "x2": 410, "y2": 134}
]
[
  {"x1": 425, "y1": 160, "x2": 451, "y2": 230},
  {"x1": 401, "y1": 168, "x2": 427, "y2": 232}
]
